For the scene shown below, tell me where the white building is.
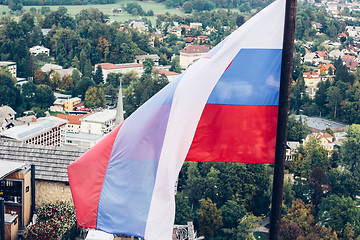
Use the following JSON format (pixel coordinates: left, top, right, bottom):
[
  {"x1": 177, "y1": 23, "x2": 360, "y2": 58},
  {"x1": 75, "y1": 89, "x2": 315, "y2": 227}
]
[
  {"x1": 0, "y1": 61, "x2": 16, "y2": 77},
  {"x1": 29, "y1": 45, "x2": 50, "y2": 56},
  {"x1": 179, "y1": 45, "x2": 211, "y2": 69},
  {"x1": 135, "y1": 54, "x2": 160, "y2": 66},
  {"x1": 0, "y1": 116, "x2": 68, "y2": 147},
  {"x1": 65, "y1": 132, "x2": 103, "y2": 148},
  {"x1": 0, "y1": 106, "x2": 16, "y2": 132},
  {"x1": 95, "y1": 63, "x2": 144, "y2": 82},
  {"x1": 80, "y1": 109, "x2": 116, "y2": 135}
]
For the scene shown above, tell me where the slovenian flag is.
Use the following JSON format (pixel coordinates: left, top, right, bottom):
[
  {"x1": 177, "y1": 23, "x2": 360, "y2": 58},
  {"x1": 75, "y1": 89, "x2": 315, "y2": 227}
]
[{"x1": 68, "y1": 0, "x2": 286, "y2": 238}]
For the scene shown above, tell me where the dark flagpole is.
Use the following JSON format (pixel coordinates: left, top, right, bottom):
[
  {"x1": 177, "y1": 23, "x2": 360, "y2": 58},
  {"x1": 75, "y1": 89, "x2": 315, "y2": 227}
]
[{"x1": 269, "y1": 0, "x2": 297, "y2": 238}]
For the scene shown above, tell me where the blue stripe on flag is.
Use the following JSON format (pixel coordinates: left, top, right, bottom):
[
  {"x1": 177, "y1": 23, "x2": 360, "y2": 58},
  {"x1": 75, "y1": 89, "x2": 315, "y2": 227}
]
[
  {"x1": 96, "y1": 76, "x2": 181, "y2": 237},
  {"x1": 207, "y1": 49, "x2": 282, "y2": 106}
]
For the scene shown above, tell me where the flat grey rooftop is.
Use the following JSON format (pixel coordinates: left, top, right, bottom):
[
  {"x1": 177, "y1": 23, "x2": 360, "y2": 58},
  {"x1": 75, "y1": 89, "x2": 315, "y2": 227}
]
[{"x1": 295, "y1": 115, "x2": 346, "y2": 131}]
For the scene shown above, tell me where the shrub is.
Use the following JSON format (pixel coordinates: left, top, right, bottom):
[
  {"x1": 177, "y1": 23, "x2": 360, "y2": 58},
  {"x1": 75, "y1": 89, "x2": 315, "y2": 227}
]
[{"x1": 24, "y1": 202, "x2": 77, "y2": 240}]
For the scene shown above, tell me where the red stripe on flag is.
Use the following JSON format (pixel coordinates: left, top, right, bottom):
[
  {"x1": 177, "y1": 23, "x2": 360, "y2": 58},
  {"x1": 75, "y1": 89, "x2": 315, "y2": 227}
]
[
  {"x1": 186, "y1": 105, "x2": 278, "y2": 163},
  {"x1": 68, "y1": 123, "x2": 123, "y2": 228}
]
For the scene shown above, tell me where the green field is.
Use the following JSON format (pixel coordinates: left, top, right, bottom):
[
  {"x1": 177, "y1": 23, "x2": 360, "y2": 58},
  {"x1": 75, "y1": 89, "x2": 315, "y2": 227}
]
[{"x1": 12, "y1": 0, "x2": 184, "y2": 24}]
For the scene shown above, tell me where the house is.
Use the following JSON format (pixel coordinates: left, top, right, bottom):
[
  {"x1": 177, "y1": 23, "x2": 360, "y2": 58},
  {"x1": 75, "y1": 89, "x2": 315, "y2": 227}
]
[
  {"x1": 190, "y1": 22, "x2": 202, "y2": 29},
  {"x1": 111, "y1": 8, "x2": 122, "y2": 13},
  {"x1": 0, "y1": 106, "x2": 16, "y2": 131},
  {"x1": 179, "y1": 45, "x2": 211, "y2": 69},
  {"x1": 56, "y1": 113, "x2": 88, "y2": 133},
  {"x1": 95, "y1": 62, "x2": 144, "y2": 81},
  {"x1": 303, "y1": 51, "x2": 329, "y2": 65},
  {"x1": 346, "y1": 26, "x2": 360, "y2": 38},
  {"x1": 303, "y1": 71, "x2": 322, "y2": 98},
  {"x1": 41, "y1": 64, "x2": 80, "y2": 79},
  {"x1": 311, "y1": 21, "x2": 323, "y2": 32},
  {"x1": 316, "y1": 51, "x2": 328, "y2": 61},
  {"x1": 317, "y1": 64, "x2": 336, "y2": 75},
  {"x1": 80, "y1": 109, "x2": 116, "y2": 135},
  {"x1": 180, "y1": 24, "x2": 191, "y2": 34},
  {"x1": 0, "y1": 116, "x2": 68, "y2": 147},
  {"x1": 342, "y1": 55, "x2": 359, "y2": 71},
  {"x1": 338, "y1": 32, "x2": 348, "y2": 42},
  {"x1": 168, "y1": 26, "x2": 182, "y2": 37},
  {"x1": 344, "y1": 59, "x2": 359, "y2": 71},
  {"x1": 51, "y1": 97, "x2": 82, "y2": 112},
  {"x1": 304, "y1": 132, "x2": 335, "y2": 153},
  {"x1": 128, "y1": 20, "x2": 148, "y2": 32},
  {"x1": 153, "y1": 68, "x2": 180, "y2": 82},
  {"x1": 285, "y1": 141, "x2": 300, "y2": 161},
  {"x1": 41, "y1": 63, "x2": 62, "y2": 73},
  {"x1": 0, "y1": 61, "x2": 16, "y2": 77},
  {"x1": 29, "y1": 45, "x2": 50, "y2": 56},
  {"x1": 185, "y1": 36, "x2": 194, "y2": 44},
  {"x1": 57, "y1": 68, "x2": 81, "y2": 78},
  {"x1": 135, "y1": 54, "x2": 160, "y2": 66},
  {"x1": 0, "y1": 141, "x2": 88, "y2": 208},
  {"x1": 329, "y1": 49, "x2": 344, "y2": 59},
  {"x1": 150, "y1": 32, "x2": 164, "y2": 44}
]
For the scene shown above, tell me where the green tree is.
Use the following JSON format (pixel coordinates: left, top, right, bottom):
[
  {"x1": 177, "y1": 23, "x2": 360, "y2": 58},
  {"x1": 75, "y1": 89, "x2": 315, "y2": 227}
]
[
  {"x1": 220, "y1": 199, "x2": 246, "y2": 230},
  {"x1": 222, "y1": 213, "x2": 260, "y2": 240},
  {"x1": 122, "y1": 71, "x2": 138, "y2": 86},
  {"x1": 83, "y1": 59, "x2": 93, "y2": 78},
  {"x1": 291, "y1": 137, "x2": 329, "y2": 177},
  {"x1": 34, "y1": 68, "x2": 47, "y2": 85},
  {"x1": 143, "y1": 58, "x2": 155, "y2": 75},
  {"x1": 326, "y1": 86, "x2": 342, "y2": 119},
  {"x1": 341, "y1": 124, "x2": 360, "y2": 168},
  {"x1": 196, "y1": 198, "x2": 223, "y2": 240},
  {"x1": 184, "y1": 162, "x2": 205, "y2": 206},
  {"x1": 328, "y1": 168, "x2": 360, "y2": 199},
  {"x1": 106, "y1": 72, "x2": 121, "y2": 88},
  {"x1": 0, "y1": 73, "x2": 22, "y2": 109},
  {"x1": 317, "y1": 195, "x2": 360, "y2": 236},
  {"x1": 60, "y1": 75, "x2": 74, "y2": 91},
  {"x1": 84, "y1": 86, "x2": 105, "y2": 108},
  {"x1": 71, "y1": 56, "x2": 80, "y2": 70},
  {"x1": 287, "y1": 115, "x2": 308, "y2": 142},
  {"x1": 105, "y1": 84, "x2": 117, "y2": 105},
  {"x1": 169, "y1": 56, "x2": 182, "y2": 73},
  {"x1": 34, "y1": 84, "x2": 55, "y2": 109},
  {"x1": 175, "y1": 192, "x2": 193, "y2": 225},
  {"x1": 182, "y1": 1, "x2": 193, "y2": 13},
  {"x1": 71, "y1": 69, "x2": 81, "y2": 86},
  {"x1": 48, "y1": 70, "x2": 61, "y2": 90},
  {"x1": 93, "y1": 65, "x2": 104, "y2": 85},
  {"x1": 73, "y1": 77, "x2": 95, "y2": 100}
]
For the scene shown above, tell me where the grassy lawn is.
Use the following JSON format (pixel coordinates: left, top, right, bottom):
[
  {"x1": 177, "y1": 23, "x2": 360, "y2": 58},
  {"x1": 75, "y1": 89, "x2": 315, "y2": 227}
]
[{"x1": 10, "y1": 0, "x2": 185, "y2": 24}]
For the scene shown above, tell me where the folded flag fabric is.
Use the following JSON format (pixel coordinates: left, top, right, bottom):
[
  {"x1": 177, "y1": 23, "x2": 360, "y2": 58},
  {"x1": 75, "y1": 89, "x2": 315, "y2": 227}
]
[{"x1": 68, "y1": 0, "x2": 286, "y2": 239}]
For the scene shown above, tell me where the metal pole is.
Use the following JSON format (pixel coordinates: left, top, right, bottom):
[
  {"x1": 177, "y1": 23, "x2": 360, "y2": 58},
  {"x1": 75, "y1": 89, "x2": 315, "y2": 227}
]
[
  {"x1": 31, "y1": 164, "x2": 36, "y2": 219},
  {"x1": 1, "y1": 197, "x2": 5, "y2": 240},
  {"x1": 269, "y1": 0, "x2": 297, "y2": 239}
]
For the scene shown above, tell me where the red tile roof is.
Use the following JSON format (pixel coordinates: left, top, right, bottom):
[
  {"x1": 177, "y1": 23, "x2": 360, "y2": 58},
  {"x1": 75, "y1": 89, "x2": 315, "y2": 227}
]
[
  {"x1": 179, "y1": 45, "x2": 211, "y2": 54},
  {"x1": 96, "y1": 63, "x2": 143, "y2": 70},
  {"x1": 338, "y1": 32, "x2": 348, "y2": 38},
  {"x1": 56, "y1": 114, "x2": 88, "y2": 125},
  {"x1": 317, "y1": 64, "x2": 336, "y2": 71},
  {"x1": 303, "y1": 71, "x2": 319, "y2": 78},
  {"x1": 153, "y1": 69, "x2": 180, "y2": 76}
]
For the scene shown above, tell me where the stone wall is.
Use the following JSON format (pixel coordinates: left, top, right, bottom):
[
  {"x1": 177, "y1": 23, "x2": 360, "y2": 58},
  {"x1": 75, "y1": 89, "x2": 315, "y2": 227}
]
[{"x1": 35, "y1": 180, "x2": 73, "y2": 208}]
